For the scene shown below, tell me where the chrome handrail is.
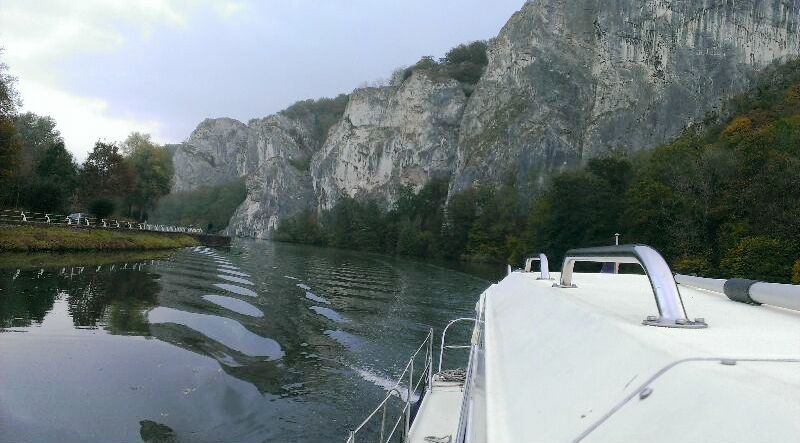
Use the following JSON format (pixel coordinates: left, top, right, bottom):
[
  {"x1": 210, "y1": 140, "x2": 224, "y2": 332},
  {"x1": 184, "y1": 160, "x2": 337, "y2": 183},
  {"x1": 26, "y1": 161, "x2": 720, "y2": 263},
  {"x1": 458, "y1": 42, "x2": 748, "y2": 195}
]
[
  {"x1": 346, "y1": 328, "x2": 433, "y2": 443},
  {"x1": 524, "y1": 253, "x2": 551, "y2": 279},
  {"x1": 438, "y1": 318, "x2": 477, "y2": 373},
  {"x1": 558, "y1": 244, "x2": 706, "y2": 329}
]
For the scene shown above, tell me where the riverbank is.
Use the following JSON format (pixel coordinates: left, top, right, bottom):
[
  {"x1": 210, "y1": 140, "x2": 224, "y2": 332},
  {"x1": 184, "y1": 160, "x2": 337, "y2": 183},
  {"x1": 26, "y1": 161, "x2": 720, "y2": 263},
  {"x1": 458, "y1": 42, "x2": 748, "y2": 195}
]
[
  {"x1": 0, "y1": 224, "x2": 198, "y2": 252},
  {"x1": 0, "y1": 250, "x2": 174, "y2": 270}
]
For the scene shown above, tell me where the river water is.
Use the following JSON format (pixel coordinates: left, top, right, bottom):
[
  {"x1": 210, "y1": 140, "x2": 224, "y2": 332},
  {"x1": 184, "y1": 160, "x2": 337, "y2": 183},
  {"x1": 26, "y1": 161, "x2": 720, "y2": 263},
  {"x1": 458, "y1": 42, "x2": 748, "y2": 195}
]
[{"x1": 0, "y1": 240, "x2": 493, "y2": 443}]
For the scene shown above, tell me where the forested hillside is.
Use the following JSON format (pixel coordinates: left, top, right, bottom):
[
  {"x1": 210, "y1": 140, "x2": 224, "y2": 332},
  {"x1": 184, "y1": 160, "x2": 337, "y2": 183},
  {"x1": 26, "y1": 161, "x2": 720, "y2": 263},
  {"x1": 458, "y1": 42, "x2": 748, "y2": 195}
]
[
  {"x1": 276, "y1": 60, "x2": 800, "y2": 284},
  {"x1": 0, "y1": 50, "x2": 174, "y2": 223}
]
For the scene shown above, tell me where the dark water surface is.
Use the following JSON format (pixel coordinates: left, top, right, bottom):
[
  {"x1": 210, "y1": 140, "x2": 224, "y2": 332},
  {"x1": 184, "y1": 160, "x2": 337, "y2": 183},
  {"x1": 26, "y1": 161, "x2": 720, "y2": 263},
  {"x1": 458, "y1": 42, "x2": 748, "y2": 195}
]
[{"x1": 0, "y1": 240, "x2": 492, "y2": 442}]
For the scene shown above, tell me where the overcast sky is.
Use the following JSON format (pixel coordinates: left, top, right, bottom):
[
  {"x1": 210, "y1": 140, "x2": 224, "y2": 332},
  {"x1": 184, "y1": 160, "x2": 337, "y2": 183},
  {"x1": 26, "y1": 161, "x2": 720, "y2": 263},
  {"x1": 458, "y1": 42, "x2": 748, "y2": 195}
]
[{"x1": 0, "y1": 0, "x2": 525, "y2": 160}]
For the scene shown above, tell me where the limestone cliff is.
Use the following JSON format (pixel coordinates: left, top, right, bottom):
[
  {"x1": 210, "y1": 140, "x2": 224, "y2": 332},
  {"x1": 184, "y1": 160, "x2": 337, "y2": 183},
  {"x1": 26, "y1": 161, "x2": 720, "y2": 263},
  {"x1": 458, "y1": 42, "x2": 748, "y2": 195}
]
[
  {"x1": 311, "y1": 71, "x2": 466, "y2": 209},
  {"x1": 171, "y1": 118, "x2": 248, "y2": 192},
  {"x1": 453, "y1": 0, "x2": 800, "y2": 193},
  {"x1": 170, "y1": 114, "x2": 318, "y2": 237},
  {"x1": 169, "y1": 0, "x2": 800, "y2": 238}
]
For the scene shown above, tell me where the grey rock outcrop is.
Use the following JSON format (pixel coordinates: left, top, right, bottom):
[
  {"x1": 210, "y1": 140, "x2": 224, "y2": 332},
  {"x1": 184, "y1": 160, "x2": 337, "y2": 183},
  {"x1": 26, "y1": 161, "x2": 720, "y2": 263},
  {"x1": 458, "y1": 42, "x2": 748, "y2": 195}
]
[
  {"x1": 171, "y1": 118, "x2": 248, "y2": 192},
  {"x1": 226, "y1": 115, "x2": 317, "y2": 236},
  {"x1": 170, "y1": 114, "x2": 318, "y2": 238},
  {"x1": 452, "y1": 0, "x2": 800, "y2": 193},
  {"x1": 170, "y1": 0, "x2": 800, "y2": 238},
  {"x1": 311, "y1": 71, "x2": 467, "y2": 209}
]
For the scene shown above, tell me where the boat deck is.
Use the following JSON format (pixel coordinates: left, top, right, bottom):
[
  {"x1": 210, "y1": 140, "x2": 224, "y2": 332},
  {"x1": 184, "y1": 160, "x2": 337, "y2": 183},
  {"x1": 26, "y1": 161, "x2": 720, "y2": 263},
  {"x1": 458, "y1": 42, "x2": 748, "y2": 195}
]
[
  {"x1": 477, "y1": 271, "x2": 800, "y2": 442},
  {"x1": 407, "y1": 379, "x2": 464, "y2": 443}
]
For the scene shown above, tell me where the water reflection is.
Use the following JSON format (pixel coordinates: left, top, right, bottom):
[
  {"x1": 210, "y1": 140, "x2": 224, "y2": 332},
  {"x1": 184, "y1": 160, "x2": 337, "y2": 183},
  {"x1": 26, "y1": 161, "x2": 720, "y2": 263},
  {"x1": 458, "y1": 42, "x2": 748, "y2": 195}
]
[
  {"x1": 0, "y1": 264, "x2": 158, "y2": 335},
  {"x1": 0, "y1": 240, "x2": 491, "y2": 442},
  {"x1": 216, "y1": 274, "x2": 255, "y2": 285},
  {"x1": 213, "y1": 282, "x2": 258, "y2": 297},
  {"x1": 202, "y1": 294, "x2": 264, "y2": 317},
  {"x1": 148, "y1": 307, "x2": 282, "y2": 358},
  {"x1": 304, "y1": 291, "x2": 331, "y2": 305},
  {"x1": 217, "y1": 268, "x2": 251, "y2": 278},
  {"x1": 309, "y1": 305, "x2": 349, "y2": 323}
]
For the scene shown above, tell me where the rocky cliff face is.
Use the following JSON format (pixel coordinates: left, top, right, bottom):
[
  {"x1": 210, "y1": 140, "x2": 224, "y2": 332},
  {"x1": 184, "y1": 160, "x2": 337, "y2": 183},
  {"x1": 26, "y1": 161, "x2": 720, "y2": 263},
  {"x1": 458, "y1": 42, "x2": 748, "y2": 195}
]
[
  {"x1": 226, "y1": 114, "x2": 318, "y2": 237},
  {"x1": 170, "y1": 0, "x2": 800, "y2": 238},
  {"x1": 452, "y1": 0, "x2": 800, "y2": 193},
  {"x1": 171, "y1": 118, "x2": 248, "y2": 192},
  {"x1": 312, "y1": 71, "x2": 466, "y2": 209},
  {"x1": 170, "y1": 114, "x2": 318, "y2": 237}
]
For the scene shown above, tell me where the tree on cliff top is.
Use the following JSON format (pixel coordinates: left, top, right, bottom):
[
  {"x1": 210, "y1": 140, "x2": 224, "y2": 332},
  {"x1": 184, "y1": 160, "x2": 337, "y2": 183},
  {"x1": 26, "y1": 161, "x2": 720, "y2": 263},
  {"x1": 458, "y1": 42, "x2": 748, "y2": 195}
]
[
  {"x1": 404, "y1": 40, "x2": 489, "y2": 89},
  {"x1": 281, "y1": 94, "x2": 349, "y2": 150}
]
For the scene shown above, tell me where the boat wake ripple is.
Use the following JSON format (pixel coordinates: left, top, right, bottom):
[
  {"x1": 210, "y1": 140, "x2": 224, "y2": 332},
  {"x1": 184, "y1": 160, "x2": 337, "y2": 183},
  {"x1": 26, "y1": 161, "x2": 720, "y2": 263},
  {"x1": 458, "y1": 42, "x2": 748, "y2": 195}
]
[
  {"x1": 148, "y1": 307, "x2": 282, "y2": 359},
  {"x1": 203, "y1": 294, "x2": 264, "y2": 317}
]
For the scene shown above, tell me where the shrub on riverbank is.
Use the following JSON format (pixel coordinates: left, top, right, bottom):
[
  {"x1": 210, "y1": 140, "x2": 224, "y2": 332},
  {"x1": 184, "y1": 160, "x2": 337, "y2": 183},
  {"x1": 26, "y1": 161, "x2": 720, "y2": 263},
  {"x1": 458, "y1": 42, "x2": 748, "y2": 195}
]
[{"x1": 0, "y1": 224, "x2": 198, "y2": 252}]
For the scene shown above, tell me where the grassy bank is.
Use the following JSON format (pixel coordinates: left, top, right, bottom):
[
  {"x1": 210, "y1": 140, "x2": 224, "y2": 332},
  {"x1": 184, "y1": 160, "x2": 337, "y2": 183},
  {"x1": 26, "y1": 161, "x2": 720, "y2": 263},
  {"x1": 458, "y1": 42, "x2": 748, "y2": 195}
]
[
  {"x1": 0, "y1": 250, "x2": 173, "y2": 270},
  {"x1": 0, "y1": 224, "x2": 198, "y2": 252}
]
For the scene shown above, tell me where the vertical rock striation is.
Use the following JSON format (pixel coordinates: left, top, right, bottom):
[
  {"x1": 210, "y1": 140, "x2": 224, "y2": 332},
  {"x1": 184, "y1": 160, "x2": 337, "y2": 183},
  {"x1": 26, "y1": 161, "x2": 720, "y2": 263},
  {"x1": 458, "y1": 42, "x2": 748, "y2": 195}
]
[
  {"x1": 311, "y1": 71, "x2": 467, "y2": 209},
  {"x1": 226, "y1": 115, "x2": 318, "y2": 237},
  {"x1": 452, "y1": 0, "x2": 800, "y2": 193}
]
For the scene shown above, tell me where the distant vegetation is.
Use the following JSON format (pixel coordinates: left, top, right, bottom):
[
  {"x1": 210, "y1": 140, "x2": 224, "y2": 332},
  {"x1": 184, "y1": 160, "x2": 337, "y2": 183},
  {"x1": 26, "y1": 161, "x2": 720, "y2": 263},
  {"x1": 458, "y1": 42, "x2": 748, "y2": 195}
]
[
  {"x1": 403, "y1": 41, "x2": 489, "y2": 95},
  {"x1": 281, "y1": 94, "x2": 349, "y2": 150},
  {"x1": 276, "y1": 59, "x2": 800, "y2": 283},
  {"x1": 149, "y1": 179, "x2": 247, "y2": 234}
]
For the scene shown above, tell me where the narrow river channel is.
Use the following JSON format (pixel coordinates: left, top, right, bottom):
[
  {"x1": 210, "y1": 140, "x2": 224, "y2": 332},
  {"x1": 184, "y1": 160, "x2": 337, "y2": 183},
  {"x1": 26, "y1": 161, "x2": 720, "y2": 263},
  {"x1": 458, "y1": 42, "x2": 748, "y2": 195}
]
[{"x1": 0, "y1": 240, "x2": 493, "y2": 442}]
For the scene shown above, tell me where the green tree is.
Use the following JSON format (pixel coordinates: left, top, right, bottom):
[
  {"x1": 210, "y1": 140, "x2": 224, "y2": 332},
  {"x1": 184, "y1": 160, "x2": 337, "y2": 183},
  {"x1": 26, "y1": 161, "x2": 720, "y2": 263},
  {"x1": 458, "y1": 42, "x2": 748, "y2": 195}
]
[
  {"x1": 25, "y1": 141, "x2": 78, "y2": 213},
  {"x1": 396, "y1": 219, "x2": 427, "y2": 256},
  {"x1": 525, "y1": 169, "x2": 619, "y2": 264},
  {"x1": 35, "y1": 141, "x2": 76, "y2": 180},
  {"x1": 80, "y1": 141, "x2": 135, "y2": 207},
  {"x1": 122, "y1": 133, "x2": 174, "y2": 220},
  {"x1": 14, "y1": 112, "x2": 62, "y2": 172},
  {"x1": 441, "y1": 41, "x2": 488, "y2": 85},
  {"x1": 88, "y1": 198, "x2": 116, "y2": 220},
  {"x1": 0, "y1": 117, "x2": 20, "y2": 182},
  {"x1": 465, "y1": 181, "x2": 523, "y2": 262},
  {"x1": 281, "y1": 95, "x2": 349, "y2": 150},
  {"x1": 0, "y1": 48, "x2": 19, "y2": 118},
  {"x1": 441, "y1": 189, "x2": 479, "y2": 259},
  {"x1": 120, "y1": 131, "x2": 153, "y2": 155},
  {"x1": 0, "y1": 49, "x2": 21, "y2": 204},
  {"x1": 719, "y1": 236, "x2": 795, "y2": 283}
]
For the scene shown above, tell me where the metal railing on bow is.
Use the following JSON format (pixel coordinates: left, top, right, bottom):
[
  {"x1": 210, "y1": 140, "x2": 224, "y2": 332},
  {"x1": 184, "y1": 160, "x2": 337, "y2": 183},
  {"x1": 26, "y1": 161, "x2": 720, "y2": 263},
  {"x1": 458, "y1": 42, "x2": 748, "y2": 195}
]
[
  {"x1": 0, "y1": 209, "x2": 203, "y2": 234},
  {"x1": 438, "y1": 317, "x2": 476, "y2": 374},
  {"x1": 346, "y1": 328, "x2": 434, "y2": 443}
]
